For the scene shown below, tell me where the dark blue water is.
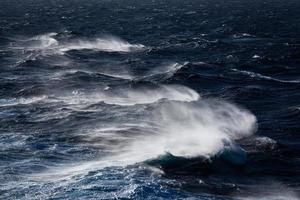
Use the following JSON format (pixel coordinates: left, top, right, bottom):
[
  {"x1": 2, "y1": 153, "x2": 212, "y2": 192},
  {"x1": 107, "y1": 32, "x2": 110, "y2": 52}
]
[{"x1": 1, "y1": 0, "x2": 300, "y2": 199}]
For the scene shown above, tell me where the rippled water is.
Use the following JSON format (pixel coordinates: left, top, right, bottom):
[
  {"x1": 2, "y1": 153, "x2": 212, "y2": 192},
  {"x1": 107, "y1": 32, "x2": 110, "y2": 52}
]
[{"x1": 1, "y1": 0, "x2": 300, "y2": 199}]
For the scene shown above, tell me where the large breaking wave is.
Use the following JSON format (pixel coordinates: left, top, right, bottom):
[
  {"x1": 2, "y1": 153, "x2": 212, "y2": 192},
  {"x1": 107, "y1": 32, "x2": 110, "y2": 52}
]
[
  {"x1": 10, "y1": 33, "x2": 146, "y2": 55},
  {"x1": 30, "y1": 85, "x2": 256, "y2": 180}
]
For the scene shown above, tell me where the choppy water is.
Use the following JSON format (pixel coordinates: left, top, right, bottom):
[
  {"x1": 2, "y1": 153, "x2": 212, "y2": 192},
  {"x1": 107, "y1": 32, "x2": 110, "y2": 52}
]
[{"x1": 0, "y1": 0, "x2": 300, "y2": 199}]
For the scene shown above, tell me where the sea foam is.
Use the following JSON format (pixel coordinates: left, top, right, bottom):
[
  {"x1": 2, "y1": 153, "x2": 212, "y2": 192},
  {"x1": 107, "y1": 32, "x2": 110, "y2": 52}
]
[
  {"x1": 31, "y1": 87, "x2": 256, "y2": 180},
  {"x1": 10, "y1": 33, "x2": 145, "y2": 55},
  {"x1": 60, "y1": 36, "x2": 145, "y2": 53}
]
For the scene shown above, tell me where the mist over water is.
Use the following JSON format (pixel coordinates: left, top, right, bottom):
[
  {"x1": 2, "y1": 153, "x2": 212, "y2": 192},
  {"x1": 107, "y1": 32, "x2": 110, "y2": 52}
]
[
  {"x1": 33, "y1": 96, "x2": 256, "y2": 180},
  {"x1": 1, "y1": 0, "x2": 300, "y2": 199},
  {"x1": 10, "y1": 33, "x2": 145, "y2": 57}
]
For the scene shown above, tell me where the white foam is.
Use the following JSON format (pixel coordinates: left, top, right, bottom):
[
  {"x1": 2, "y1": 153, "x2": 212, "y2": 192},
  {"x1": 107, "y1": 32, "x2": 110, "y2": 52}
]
[
  {"x1": 145, "y1": 62, "x2": 186, "y2": 79},
  {"x1": 57, "y1": 85, "x2": 200, "y2": 107},
  {"x1": 32, "y1": 93, "x2": 256, "y2": 180},
  {"x1": 0, "y1": 96, "x2": 47, "y2": 107},
  {"x1": 232, "y1": 69, "x2": 300, "y2": 83},
  {"x1": 99, "y1": 71, "x2": 133, "y2": 80},
  {"x1": 126, "y1": 100, "x2": 257, "y2": 159},
  {"x1": 34, "y1": 32, "x2": 59, "y2": 48},
  {"x1": 11, "y1": 33, "x2": 145, "y2": 55},
  {"x1": 10, "y1": 33, "x2": 62, "y2": 56},
  {"x1": 60, "y1": 36, "x2": 145, "y2": 53}
]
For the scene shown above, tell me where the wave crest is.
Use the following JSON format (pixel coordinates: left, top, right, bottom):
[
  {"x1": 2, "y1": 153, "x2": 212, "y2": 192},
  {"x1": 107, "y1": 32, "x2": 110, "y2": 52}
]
[
  {"x1": 127, "y1": 100, "x2": 257, "y2": 160},
  {"x1": 60, "y1": 36, "x2": 145, "y2": 53},
  {"x1": 10, "y1": 33, "x2": 145, "y2": 54},
  {"x1": 59, "y1": 84, "x2": 200, "y2": 106},
  {"x1": 29, "y1": 87, "x2": 256, "y2": 180}
]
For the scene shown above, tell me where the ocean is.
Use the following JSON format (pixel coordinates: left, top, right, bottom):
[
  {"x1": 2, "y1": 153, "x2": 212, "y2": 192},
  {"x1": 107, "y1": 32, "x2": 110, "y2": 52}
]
[{"x1": 0, "y1": 0, "x2": 300, "y2": 199}]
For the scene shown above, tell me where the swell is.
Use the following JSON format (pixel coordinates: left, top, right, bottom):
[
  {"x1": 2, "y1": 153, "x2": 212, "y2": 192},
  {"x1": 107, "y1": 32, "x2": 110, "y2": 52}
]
[{"x1": 28, "y1": 92, "x2": 256, "y2": 180}]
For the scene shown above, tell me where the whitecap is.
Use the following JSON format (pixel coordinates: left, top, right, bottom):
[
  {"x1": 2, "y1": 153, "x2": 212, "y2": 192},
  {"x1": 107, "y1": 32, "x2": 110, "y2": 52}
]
[
  {"x1": 125, "y1": 100, "x2": 257, "y2": 159},
  {"x1": 232, "y1": 69, "x2": 300, "y2": 83},
  {"x1": 31, "y1": 95, "x2": 257, "y2": 180},
  {"x1": 10, "y1": 33, "x2": 145, "y2": 55},
  {"x1": 59, "y1": 36, "x2": 145, "y2": 53},
  {"x1": 146, "y1": 62, "x2": 185, "y2": 78},
  {"x1": 0, "y1": 96, "x2": 47, "y2": 107},
  {"x1": 96, "y1": 71, "x2": 133, "y2": 80},
  {"x1": 134, "y1": 62, "x2": 187, "y2": 81},
  {"x1": 56, "y1": 84, "x2": 200, "y2": 107},
  {"x1": 33, "y1": 32, "x2": 59, "y2": 48}
]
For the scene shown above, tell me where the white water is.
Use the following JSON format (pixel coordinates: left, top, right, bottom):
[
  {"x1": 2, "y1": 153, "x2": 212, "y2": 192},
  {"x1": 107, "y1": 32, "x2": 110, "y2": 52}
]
[
  {"x1": 31, "y1": 86, "x2": 257, "y2": 180},
  {"x1": 0, "y1": 96, "x2": 47, "y2": 107},
  {"x1": 143, "y1": 62, "x2": 186, "y2": 80},
  {"x1": 57, "y1": 84, "x2": 200, "y2": 107},
  {"x1": 23, "y1": 33, "x2": 145, "y2": 53},
  {"x1": 232, "y1": 69, "x2": 300, "y2": 84},
  {"x1": 34, "y1": 32, "x2": 59, "y2": 48},
  {"x1": 126, "y1": 99, "x2": 256, "y2": 159},
  {"x1": 52, "y1": 69, "x2": 134, "y2": 81},
  {"x1": 60, "y1": 36, "x2": 145, "y2": 53},
  {"x1": 0, "y1": 85, "x2": 198, "y2": 109},
  {"x1": 10, "y1": 33, "x2": 145, "y2": 59}
]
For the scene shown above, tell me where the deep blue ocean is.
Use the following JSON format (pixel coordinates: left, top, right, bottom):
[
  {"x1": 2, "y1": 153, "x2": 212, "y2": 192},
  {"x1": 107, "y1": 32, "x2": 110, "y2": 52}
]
[{"x1": 0, "y1": 0, "x2": 300, "y2": 199}]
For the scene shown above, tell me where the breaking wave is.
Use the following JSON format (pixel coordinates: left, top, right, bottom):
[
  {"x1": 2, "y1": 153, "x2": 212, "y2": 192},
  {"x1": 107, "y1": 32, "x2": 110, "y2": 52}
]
[
  {"x1": 0, "y1": 85, "x2": 198, "y2": 110},
  {"x1": 142, "y1": 62, "x2": 186, "y2": 80},
  {"x1": 60, "y1": 36, "x2": 145, "y2": 53},
  {"x1": 10, "y1": 33, "x2": 145, "y2": 54},
  {"x1": 126, "y1": 100, "x2": 256, "y2": 160},
  {"x1": 56, "y1": 84, "x2": 200, "y2": 107},
  {"x1": 33, "y1": 32, "x2": 59, "y2": 49},
  {"x1": 32, "y1": 88, "x2": 257, "y2": 179}
]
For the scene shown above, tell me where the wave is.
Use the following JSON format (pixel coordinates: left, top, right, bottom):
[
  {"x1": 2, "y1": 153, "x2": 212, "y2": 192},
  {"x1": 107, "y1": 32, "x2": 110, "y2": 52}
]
[
  {"x1": 51, "y1": 62, "x2": 187, "y2": 83},
  {"x1": 8, "y1": 33, "x2": 146, "y2": 67},
  {"x1": 232, "y1": 69, "x2": 300, "y2": 84},
  {"x1": 0, "y1": 85, "x2": 199, "y2": 109},
  {"x1": 144, "y1": 140, "x2": 247, "y2": 172},
  {"x1": 33, "y1": 32, "x2": 59, "y2": 49},
  {"x1": 51, "y1": 62, "x2": 185, "y2": 82},
  {"x1": 145, "y1": 62, "x2": 186, "y2": 79},
  {"x1": 0, "y1": 96, "x2": 47, "y2": 107},
  {"x1": 126, "y1": 100, "x2": 256, "y2": 160},
  {"x1": 97, "y1": 71, "x2": 133, "y2": 80},
  {"x1": 129, "y1": 62, "x2": 187, "y2": 82},
  {"x1": 52, "y1": 69, "x2": 133, "y2": 81},
  {"x1": 32, "y1": 95, "x2": 256, "y2": 180},
  {"x1": 12, "y1": 33, "x2": 145, "y2": 54},
  {"x1": 11, "y1": 32, "x2": 60, "y2": 52},
  {"x1": 56, "y1": 84, "x2": 200, "y2": 107},
  {"x1": 59, "y1": 36, "x2": 145, "y2": 53}
]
